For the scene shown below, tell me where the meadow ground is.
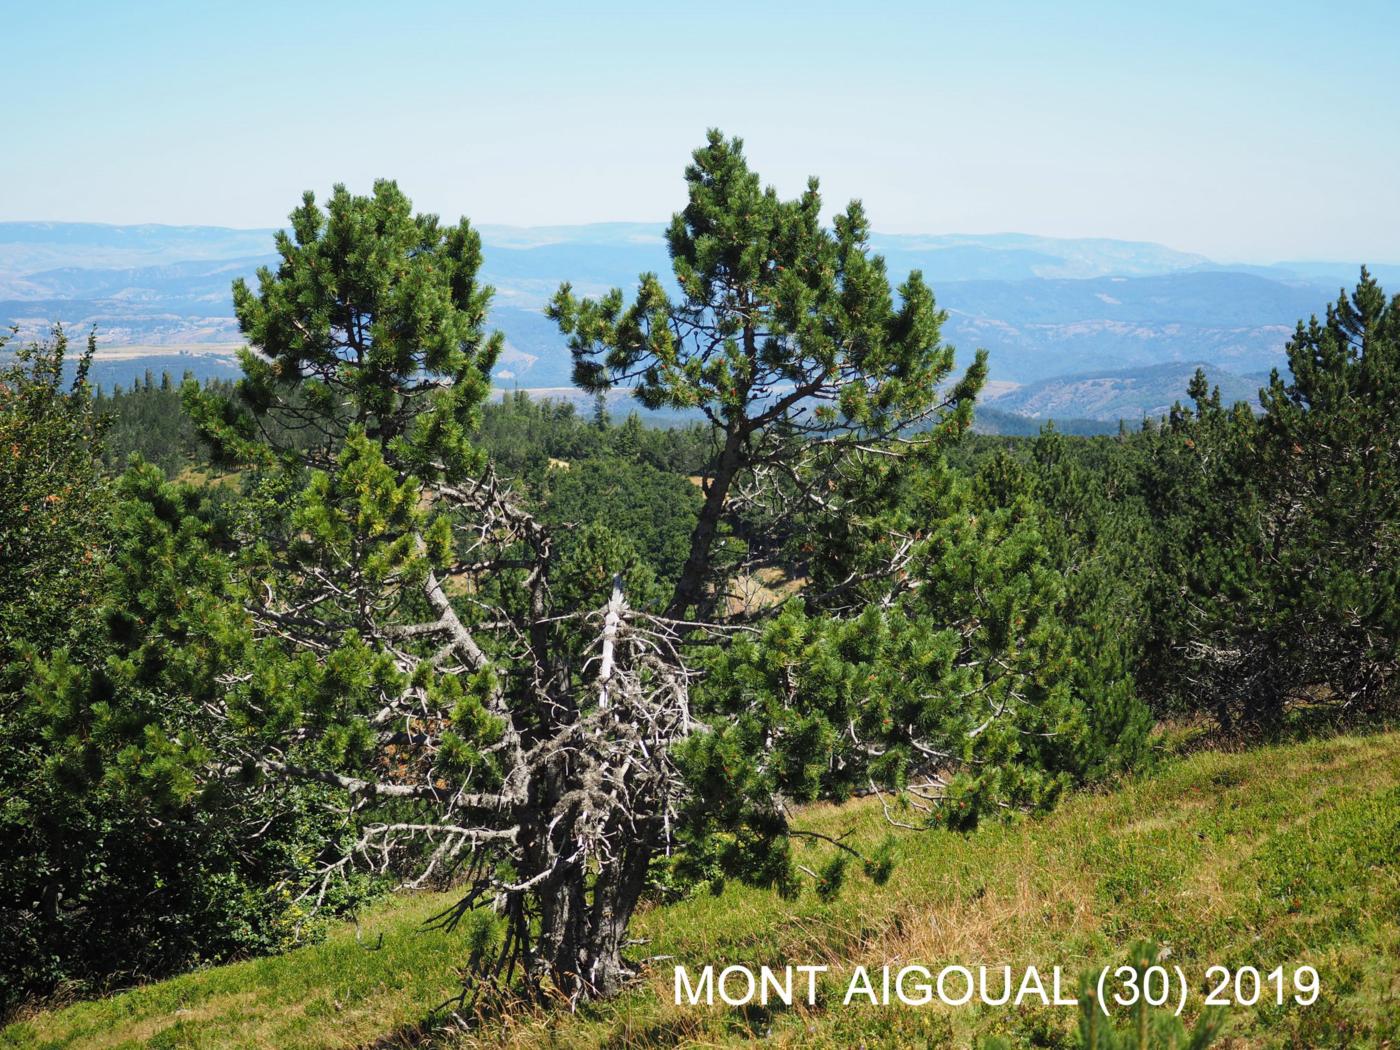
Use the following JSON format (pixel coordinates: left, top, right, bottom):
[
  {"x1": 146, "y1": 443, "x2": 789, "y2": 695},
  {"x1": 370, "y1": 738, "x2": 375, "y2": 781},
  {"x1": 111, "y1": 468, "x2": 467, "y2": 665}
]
[{"x1": 5, "y1": 730, "x2": 1398, "y2": 1049}]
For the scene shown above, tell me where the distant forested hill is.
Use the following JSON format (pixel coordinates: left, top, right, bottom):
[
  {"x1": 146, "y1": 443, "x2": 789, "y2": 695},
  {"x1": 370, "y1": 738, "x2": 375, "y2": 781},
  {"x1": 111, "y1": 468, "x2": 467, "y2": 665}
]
[{"x1": 985, "y1": 361, "x2": 1266, "y2": 422}]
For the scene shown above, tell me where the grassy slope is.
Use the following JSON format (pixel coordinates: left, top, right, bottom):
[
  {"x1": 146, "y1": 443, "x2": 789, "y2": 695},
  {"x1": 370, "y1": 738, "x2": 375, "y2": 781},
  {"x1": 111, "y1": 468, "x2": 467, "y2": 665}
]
[{"x1": 6, "y1": 732, "x2": 1399, "y2": 1049}]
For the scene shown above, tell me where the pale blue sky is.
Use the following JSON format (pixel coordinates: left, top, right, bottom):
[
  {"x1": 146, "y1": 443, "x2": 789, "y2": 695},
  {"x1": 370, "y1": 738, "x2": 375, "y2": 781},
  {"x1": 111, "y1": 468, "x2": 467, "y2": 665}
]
[{"x1": 5, "y1": 0, "x2": 1397, "y2": 262}]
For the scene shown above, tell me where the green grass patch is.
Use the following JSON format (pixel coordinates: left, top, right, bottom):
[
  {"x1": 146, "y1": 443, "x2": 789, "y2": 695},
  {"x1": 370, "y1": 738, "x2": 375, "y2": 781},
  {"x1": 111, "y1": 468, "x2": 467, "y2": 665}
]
[{"x1": 7, "y1": 732, "x2": 1400, "y2": 1048}]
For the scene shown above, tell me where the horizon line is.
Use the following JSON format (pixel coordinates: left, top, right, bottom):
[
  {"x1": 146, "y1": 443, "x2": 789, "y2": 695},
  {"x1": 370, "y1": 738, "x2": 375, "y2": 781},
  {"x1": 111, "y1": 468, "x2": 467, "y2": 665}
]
[{"x1": 0, "y1": 217, "x2": 1395, "y2": 269}]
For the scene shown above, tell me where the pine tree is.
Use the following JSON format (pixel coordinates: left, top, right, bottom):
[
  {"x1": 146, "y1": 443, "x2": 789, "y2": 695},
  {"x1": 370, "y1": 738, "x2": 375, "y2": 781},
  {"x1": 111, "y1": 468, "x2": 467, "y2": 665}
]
[
  {"x1": 183, "y1": 181, "x2": 701, "y2": 1004},
  {"x1": 1165, "y1": 271, "x2": 1400, "y2": 728},
  {"x1": 551, "y1": 130, "x2": 985, "y2": 620},
  {"x1": 1250, "y1": 269, "x2": 1400, "y2": 716},
  {"x1": 2, "y1": 331, "x2": 349, "y2": 1008},
  {"x1": 614, "y1": 410, "x2": 644, "y2": 460},
  {"x1": 0, "y1": 326, "x2": 105, "y2": 680}
]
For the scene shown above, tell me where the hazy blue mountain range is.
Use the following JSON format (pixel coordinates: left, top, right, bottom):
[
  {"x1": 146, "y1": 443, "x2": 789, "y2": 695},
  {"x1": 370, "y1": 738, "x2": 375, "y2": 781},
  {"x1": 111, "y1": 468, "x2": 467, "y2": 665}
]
[
  {"x1": 0, "y1": 223, "x2": 274, "y2": 277},
  {"x1": 936, "y1": 272, "x2": 1322, "y2": 382},
  {"x1": 983, "y1": 361, "x2": 1270, "y2": 422},
  {"x1": 2, "y1": 220, "x2": 1390, "y2": 423}
]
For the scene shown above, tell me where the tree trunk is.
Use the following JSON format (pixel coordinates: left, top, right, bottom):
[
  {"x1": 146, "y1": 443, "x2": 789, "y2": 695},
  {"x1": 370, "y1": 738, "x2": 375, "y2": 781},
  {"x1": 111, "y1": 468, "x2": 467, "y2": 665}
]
[
  {"x1": 668, "y1": 426, "x2": 745, "y2": 620},
  {"x1": 503, "y1": 740, "x2": 663, "y2": 1004},
  {"x1": 507, "y1": 825, "x2": 657, "y2": 1001}
]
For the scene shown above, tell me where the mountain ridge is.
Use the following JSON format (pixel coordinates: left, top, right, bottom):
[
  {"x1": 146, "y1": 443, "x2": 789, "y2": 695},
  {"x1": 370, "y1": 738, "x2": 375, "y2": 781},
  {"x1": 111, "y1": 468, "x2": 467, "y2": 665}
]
[
  {"x1": 3, "y1": 221, "x2": 1390, "y2": 420},
  {"x1": 985, "y1": 360, "x2": 1267, "y2": 421}
]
